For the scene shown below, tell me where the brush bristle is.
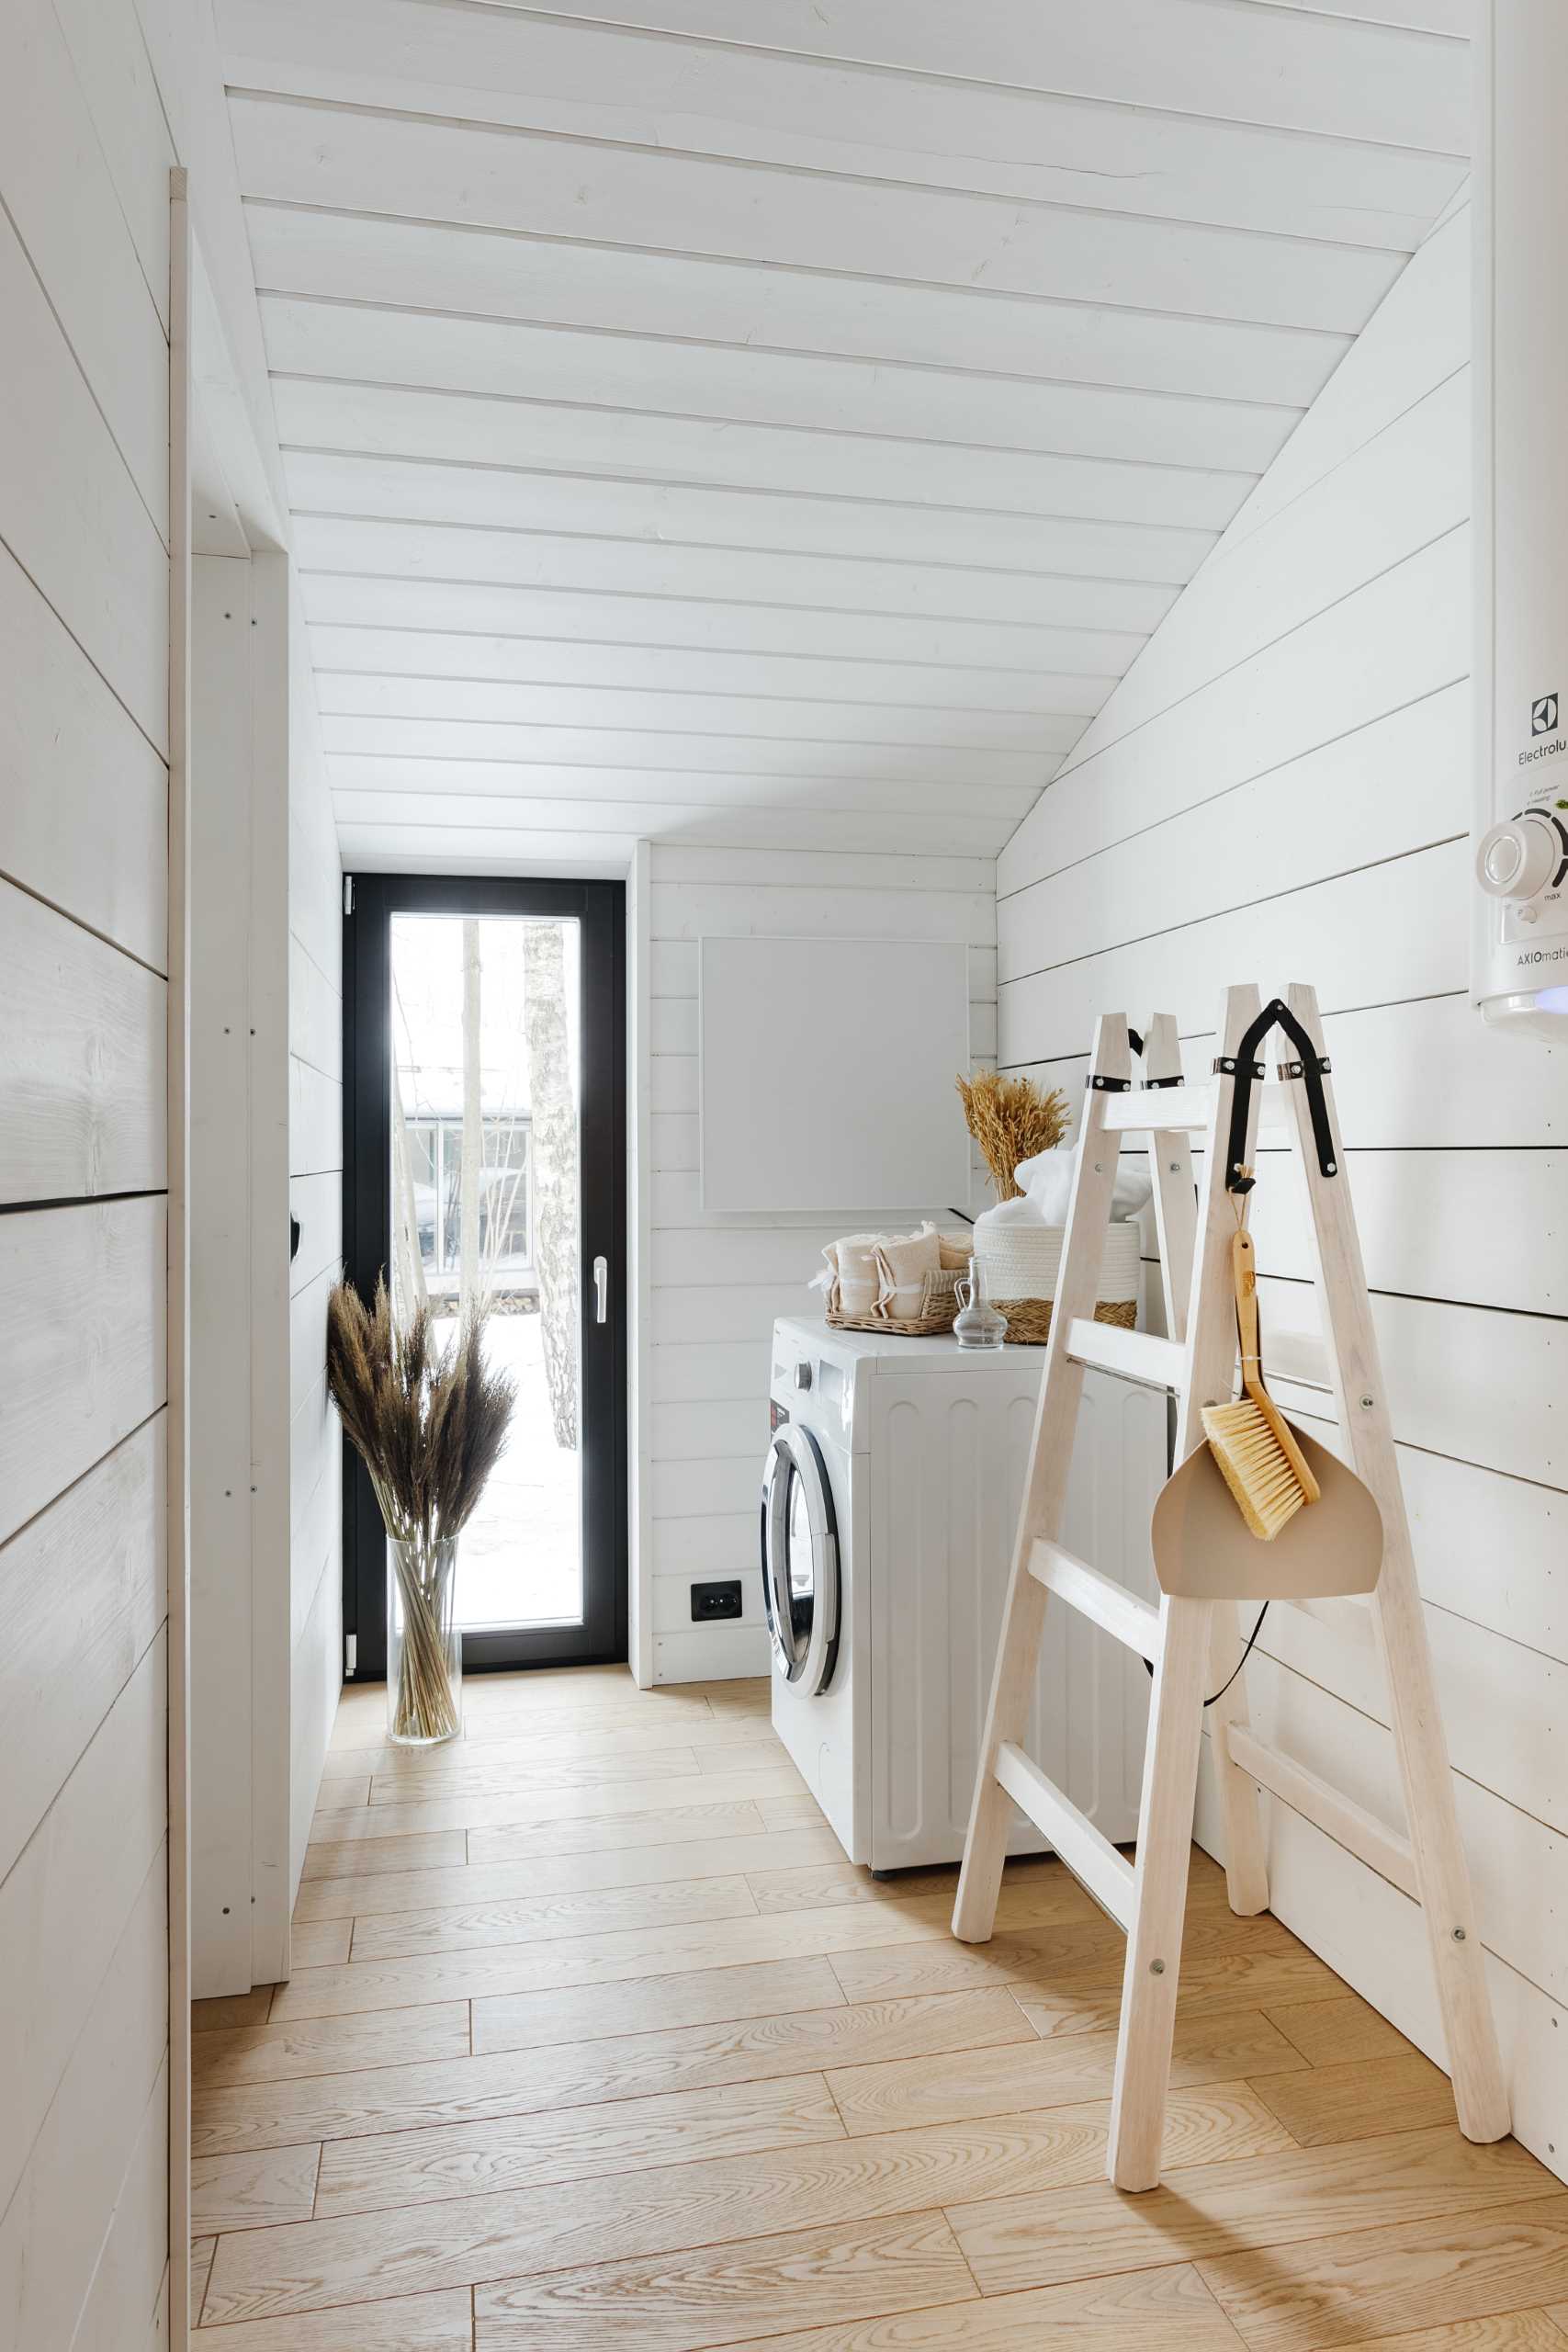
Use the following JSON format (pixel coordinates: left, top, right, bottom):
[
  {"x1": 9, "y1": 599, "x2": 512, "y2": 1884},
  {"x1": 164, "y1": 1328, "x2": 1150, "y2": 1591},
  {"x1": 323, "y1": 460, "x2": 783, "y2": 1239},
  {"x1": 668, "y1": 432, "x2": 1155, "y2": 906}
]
[{"x1": 1201, "y1": 1398, "x2": 1310, "y2": 1542}]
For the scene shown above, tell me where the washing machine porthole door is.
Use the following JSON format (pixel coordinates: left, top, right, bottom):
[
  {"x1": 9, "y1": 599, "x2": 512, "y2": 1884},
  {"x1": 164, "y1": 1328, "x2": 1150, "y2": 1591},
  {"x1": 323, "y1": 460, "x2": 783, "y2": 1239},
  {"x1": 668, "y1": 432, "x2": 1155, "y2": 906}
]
[{"x1": 760, "y1": 1423, "x2": 840, "y2": 1693}]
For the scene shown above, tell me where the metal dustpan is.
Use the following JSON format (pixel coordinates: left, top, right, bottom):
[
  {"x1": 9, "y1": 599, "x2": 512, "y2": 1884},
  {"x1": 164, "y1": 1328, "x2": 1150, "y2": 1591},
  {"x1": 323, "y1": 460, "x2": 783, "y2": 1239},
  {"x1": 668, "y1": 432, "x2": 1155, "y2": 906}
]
[{"x1": 1151, "y1": 1419, "x2": 1382, "y2": 1601}]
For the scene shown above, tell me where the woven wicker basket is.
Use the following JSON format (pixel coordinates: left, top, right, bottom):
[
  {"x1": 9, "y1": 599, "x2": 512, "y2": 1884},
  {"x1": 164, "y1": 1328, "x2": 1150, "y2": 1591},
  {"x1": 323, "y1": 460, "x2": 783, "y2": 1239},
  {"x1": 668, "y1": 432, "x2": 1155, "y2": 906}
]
[
  {"x1": 975, "y1": 1218, "x2": 1141, "y2": 1348},
  {"x1": 825, "y1": 1263, "x2": 963, "y2": 1339}
]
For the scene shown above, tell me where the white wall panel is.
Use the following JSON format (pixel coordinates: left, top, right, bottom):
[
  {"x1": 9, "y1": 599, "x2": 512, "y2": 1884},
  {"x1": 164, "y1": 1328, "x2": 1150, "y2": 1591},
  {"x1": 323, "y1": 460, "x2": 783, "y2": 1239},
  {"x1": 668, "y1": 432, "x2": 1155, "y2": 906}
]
[
  {"x1": 221, "y1": 0, "x2": 1462, "y2": 234},
  {"x1": 641, "y1": 842, "x2": 993, "y2": 1679},
  {"x1": 0, "y1": 1847, "x2": 167, "y2": 2352},
  {"x1": 995, "y1": 198, "x2": 1568, "y2": 2185},
  {"x1": 0, "y1": 548, "x2": 167, "y2": 972},
  {"x1": 0, "y1": 1634, "x2": 166, "y2": 2219},
  {"x1": 0, "y1": 1419, "x2": 164, "y2": 1885},
  {"x1": 0, "y1": 1198, "x2": 166, "y2": 1549},
  {"x1": 288, "y1": 587, "x2": 344, "y2": 1904},
  {"x1": 229, "y1": 95, "x2": 1405, "y2": 332},
  {"x1": 257, "y1": 219, "x2": 1351, "y2": 404},
  {"x1": 0, "y1": 881, "x2": 166, "y2": 1204},
  {"x1": 0, "y1": 207, "x2": 167, "y2": 752}
]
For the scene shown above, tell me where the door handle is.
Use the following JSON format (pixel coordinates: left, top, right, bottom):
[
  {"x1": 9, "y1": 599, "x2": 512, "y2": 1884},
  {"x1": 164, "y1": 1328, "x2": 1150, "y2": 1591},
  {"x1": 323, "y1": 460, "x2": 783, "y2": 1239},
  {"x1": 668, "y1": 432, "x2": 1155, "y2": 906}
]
[{"x1": 593, "y1": 1254, "x2": 608, "y2": 1324}]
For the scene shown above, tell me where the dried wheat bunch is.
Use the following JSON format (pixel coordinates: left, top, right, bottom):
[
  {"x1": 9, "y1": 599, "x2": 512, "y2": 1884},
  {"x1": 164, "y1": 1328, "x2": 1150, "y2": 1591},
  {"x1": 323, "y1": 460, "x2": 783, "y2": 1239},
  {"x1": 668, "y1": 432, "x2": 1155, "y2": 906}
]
[
  {"x1": 955, "y1": 1069, "x2": 1069, "y2": 1201},
  {"x1": 326, "y1": 1276, "x2": 516, "y2": 1547}
]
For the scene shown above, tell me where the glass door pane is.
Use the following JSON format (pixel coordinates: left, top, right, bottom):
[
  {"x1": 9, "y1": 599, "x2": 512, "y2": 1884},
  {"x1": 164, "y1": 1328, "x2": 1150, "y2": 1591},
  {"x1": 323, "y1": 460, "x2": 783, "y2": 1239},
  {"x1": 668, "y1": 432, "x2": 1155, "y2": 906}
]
[{"x1": 388, "y1": 911, "x2": 583, "y2": 1635}]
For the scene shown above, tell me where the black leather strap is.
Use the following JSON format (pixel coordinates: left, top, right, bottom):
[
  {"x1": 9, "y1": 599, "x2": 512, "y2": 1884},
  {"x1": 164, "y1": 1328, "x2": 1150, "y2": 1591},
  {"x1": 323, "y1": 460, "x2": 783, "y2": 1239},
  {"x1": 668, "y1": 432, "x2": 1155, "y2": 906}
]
[{"x1": 1223, "y1": 999, "x2": 1337, "y2": 1193}]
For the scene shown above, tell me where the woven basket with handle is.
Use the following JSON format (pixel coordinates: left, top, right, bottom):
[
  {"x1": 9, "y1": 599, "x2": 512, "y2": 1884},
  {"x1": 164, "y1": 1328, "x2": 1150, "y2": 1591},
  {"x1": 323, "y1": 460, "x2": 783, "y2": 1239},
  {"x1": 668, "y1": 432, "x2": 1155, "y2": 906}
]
[{"x1": 975, "y1": 1218, "x2": 1142, "y2": 1347}]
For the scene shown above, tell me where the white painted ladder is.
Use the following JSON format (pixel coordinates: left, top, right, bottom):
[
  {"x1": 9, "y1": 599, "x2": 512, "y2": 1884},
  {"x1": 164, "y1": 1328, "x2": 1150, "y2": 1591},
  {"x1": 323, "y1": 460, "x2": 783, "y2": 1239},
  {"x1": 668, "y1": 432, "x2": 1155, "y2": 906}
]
[{"x1": 953, "y1": 981, "x2": 1510, "y2": 2191}]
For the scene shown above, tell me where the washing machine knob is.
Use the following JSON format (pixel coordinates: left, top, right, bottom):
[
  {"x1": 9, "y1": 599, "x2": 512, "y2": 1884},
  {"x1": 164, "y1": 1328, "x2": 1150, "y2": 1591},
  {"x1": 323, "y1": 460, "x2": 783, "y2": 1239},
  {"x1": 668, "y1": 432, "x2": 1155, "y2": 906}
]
[
  {"x1": 793, "y1": 1361, "x2": 813, "y2": 1391},
  {"x1": 1476, "y1": 813, "x2": 1558, "y2": 901}
]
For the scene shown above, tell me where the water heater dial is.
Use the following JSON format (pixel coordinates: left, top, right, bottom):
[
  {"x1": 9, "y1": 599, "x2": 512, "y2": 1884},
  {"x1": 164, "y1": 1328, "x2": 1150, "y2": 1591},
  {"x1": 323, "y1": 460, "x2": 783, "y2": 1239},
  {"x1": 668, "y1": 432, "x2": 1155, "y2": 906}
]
[{"x1": 1475, "y1": 812, "x2": 1560, "y2": 902}]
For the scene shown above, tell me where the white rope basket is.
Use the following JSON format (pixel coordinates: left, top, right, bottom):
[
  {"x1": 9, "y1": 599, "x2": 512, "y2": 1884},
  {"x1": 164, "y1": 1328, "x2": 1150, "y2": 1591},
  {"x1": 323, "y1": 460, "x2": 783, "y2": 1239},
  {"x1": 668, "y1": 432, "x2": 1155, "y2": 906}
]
[{"x1": 974, "y1": 1218, "x2": 1142, "y2": 1306}]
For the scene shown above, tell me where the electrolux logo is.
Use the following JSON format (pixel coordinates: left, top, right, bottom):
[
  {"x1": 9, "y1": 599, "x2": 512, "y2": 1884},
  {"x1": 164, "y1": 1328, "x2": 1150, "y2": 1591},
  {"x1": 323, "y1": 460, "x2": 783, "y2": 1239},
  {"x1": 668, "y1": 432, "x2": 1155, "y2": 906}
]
[{"x1": 1535, "y1": 693, "x2": 1561, "y2": 735}]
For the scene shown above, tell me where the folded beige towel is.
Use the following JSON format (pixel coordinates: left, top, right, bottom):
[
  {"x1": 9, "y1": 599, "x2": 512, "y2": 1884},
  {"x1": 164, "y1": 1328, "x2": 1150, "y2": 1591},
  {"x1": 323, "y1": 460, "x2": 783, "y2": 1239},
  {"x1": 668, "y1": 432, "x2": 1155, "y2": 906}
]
[
  {"x1": 876, "y1": 1226, "x2": 941, "y2": 1318},
  {"x1": 833, "y1": 1233, "x2": 882, "y2": 1317}
]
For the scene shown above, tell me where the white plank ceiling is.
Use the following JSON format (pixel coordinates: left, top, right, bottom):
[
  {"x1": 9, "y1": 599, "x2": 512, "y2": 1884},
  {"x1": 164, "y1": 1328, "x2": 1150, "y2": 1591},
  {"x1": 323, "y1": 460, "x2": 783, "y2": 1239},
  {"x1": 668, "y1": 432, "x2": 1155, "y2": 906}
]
[{"x1": 216, "y1": 0, "x2": 1471, "y2": 872}]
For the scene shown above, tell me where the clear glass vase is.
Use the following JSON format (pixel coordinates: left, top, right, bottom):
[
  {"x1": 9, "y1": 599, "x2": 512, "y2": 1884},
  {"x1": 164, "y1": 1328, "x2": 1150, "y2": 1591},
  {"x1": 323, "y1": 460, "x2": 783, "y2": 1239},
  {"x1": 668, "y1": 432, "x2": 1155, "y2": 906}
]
[{"x1": 387, "y1": 1534, "x2": 462, "y2": 1746}]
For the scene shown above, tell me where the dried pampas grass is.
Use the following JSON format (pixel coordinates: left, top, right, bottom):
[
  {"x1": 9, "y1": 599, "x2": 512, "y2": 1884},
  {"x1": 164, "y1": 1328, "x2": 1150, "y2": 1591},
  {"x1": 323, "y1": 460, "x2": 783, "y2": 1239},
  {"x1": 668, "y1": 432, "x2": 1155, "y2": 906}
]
[
  {"x1": 327, "y1": 1276, "x2": 516, "y2": 1549},
  {"x1": 327, "y1": 1278, "x2": 517, "y2": 1744},
  {"x1": 956, "y1": 1069, "x2": 1069, "y2": 1201}
]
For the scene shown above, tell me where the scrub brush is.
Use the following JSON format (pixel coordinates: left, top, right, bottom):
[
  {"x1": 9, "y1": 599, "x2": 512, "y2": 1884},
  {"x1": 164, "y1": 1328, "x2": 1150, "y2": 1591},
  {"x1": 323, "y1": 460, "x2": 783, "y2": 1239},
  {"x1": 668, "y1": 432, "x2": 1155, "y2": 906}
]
[{"x1": 1201, "y1": 1227, "x2": 1321, "y2": 1541}]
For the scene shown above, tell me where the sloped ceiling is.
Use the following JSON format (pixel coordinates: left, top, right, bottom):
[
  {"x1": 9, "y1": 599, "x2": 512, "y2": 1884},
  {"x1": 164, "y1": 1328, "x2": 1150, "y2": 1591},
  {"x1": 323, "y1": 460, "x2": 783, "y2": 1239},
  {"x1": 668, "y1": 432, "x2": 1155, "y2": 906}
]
[{"x1": 216, "y1": 0, "x2": 1469, "y2": 873}]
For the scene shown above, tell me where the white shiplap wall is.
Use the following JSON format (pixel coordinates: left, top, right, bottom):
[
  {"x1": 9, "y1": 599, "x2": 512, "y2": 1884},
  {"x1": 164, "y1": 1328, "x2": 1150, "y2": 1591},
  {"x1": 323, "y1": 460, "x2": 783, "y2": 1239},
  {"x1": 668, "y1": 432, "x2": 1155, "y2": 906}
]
[
  {"x1": 996, "y1": 196, "x2": 1568, "y2": 2186},
  {"x1": 0, "y1": 0, "x2": 173, "y2": 2337},
  {"x1": 213, "y1": 0, "x2": 1470, "y2": 870},
  {"x1": 288, "y1": 594, "x2": 344, "y2": 1903},
  {"x1": 645, "y1": 844, "x2": 996, "y2": 1680}
]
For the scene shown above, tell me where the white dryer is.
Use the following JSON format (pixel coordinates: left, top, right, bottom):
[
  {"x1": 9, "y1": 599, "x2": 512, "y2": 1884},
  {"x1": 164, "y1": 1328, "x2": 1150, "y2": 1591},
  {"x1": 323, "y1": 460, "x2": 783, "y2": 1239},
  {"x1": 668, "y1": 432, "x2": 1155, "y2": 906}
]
[{"x1": 761, "y1": 1316, "x2": 1168, "y2": 1873}]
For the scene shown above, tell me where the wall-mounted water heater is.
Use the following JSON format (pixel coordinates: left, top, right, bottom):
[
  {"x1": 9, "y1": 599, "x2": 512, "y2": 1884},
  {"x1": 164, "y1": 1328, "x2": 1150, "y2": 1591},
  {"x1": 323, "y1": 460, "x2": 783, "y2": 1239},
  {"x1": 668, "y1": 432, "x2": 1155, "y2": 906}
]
[{"x1": 1473, "y1": 0, "x2": 1568, "y2": 1035}]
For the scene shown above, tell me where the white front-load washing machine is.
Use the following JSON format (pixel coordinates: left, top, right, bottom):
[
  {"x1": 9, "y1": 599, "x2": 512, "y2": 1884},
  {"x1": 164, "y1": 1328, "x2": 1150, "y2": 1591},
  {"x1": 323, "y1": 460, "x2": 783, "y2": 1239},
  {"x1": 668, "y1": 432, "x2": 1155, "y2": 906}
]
[{"x1": 761, "y1": 1315, "x2": 1168, "y2": 1872}]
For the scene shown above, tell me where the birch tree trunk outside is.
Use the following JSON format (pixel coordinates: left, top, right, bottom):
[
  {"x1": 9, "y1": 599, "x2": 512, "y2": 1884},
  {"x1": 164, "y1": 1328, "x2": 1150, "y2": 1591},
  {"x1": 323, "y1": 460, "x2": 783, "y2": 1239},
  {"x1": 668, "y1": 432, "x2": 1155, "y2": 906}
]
[
  {"x1": 390, "y1": 1064, "x2": 428, "y2": 1324},
  {"x1": 458, "y1": 917, "x2": 482, "y2": 1327},
  {"x1": 523, "y1": 922, "x2": 579, "y2": 1450}
]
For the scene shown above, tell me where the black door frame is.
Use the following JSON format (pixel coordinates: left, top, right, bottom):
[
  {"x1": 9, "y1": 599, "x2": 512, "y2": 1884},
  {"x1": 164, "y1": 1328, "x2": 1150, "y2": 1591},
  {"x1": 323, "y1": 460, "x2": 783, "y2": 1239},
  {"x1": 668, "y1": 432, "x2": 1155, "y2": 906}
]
[{"x1": 341, "y1": 873, "x2": 627, "y2": 1677}]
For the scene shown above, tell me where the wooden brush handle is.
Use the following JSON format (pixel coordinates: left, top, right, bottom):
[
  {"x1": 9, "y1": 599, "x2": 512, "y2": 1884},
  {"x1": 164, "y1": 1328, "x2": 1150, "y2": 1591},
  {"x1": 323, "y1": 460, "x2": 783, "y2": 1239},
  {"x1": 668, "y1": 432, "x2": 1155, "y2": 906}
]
[
  {"x1": 1231, "y1": 1228, "x2": 1262, "y2": 1373},
  {"x1": 1230, "y1": 1228, "x2": 1321, "y2": 1505}
]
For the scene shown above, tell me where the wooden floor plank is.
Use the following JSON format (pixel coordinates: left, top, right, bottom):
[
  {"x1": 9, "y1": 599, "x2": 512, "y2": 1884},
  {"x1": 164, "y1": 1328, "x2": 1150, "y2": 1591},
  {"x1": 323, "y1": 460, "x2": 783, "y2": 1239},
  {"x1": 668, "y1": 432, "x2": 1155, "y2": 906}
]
[
  {"x1": 292, "y1": 1918, "x2": 354, "y2": 1969},
  {"x1": 314, "y1": 1776, "x2": 371, "y2": 1811},
  {"x1": 693, "y1": 1743, "x2": 803, "y2": 1779},
  {"x1": 272, "y1": 1881, "x2": 1098, "y2": 2024},
  {"x1": 365, "y1": 1752, "x2": 708, "y2": 1803},
  {"x1": 472, "y1": 1957, "x2": 847, "y2": 2056},
  {"x1": 191, "y1": 2235, "x2": 217, "y2": 2321},
  {"x1": 191, "y1": 2285, "x2": 480, "y2": 2346},
  {"x1": 1309, "y1": 2322, "x2": 1568, "y2": 2352},
  {"x1": 342, "y1": 1714, "x2": 782, "y2": 1780},
  {"x1": 757, "y1": 1794, "x2": 829, "y2": 1828},
  {"x1": 948, "y1": 2129, "x2": 1553, "y2": 2298},
  {"x1": 827, "y1": 1902, "x2": 1297, "y2": 2006},
  {"x1": 345, "y1": 1871, "x2": 761, "y2": 1963},
  {"x1": 826, "y1": 2007, "x2": 1307, "y2": 2136},
  {"x1": 314, "y1": 2072, "x2": 846, "y2": 2218},
  {"x1": 1249, "y1": 2052, "x2": 1458, "y2": 2149},
  {"x1": 466, "y1": 1800, "x2": 773, "y2": 1868},
  {"x1": 297, "y1": 1826, "x2": 847, "y2": 1923},
  {"x1": 747, "y1": 1860, "x2": 969, "y2": 1915},
  {"x1": 1264, "y1": 1992, "x2": 1416, "y2": 2069},
  {"x1": 193, "y1": 1990, "x2": 1032, "y2": 2159},
  {"x1": 303, "y1": 1831, "x2": 468, "y2": 1882},
  {"x1": 1010, "y1": 1941, "x2": 1346, "y2": 2039},
  {"x1": 699, "y1": 2261, "x2": 1254, "y2": 2352},
  {"x1": 312, "y1": 1772, "x2": 802, "y2": 1842},
  {"x1": 195, "y1": 1988, "x2": 275, "y2": 2032},
  {"x1": 471, "y1": 2208, "x2": 976, "y2": 2350},
  {"x1": 200, "y1": 2083, "x2": 1287, "y2": 2324},
  {"x1": 223, "y1": 1668, "x2": 1551, "y2": 2352},
  {"x1": 190, "y1": 2143, "x2": 322, "y2": 2235},
  {"x1": 193, "y1": 2003, "x2": 471, "y2": 2090},
  {"x1": 1198, "y1": 2193, "x2": 1568, "y2": 2352}
]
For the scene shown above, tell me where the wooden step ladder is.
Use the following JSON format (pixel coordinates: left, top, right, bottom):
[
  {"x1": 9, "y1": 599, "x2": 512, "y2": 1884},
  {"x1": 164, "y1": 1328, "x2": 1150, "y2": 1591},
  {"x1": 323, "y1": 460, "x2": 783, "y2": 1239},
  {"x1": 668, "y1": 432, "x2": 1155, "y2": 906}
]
[{"x1": 953, "y1": 980, "x2": 1509, "y2": 2192}]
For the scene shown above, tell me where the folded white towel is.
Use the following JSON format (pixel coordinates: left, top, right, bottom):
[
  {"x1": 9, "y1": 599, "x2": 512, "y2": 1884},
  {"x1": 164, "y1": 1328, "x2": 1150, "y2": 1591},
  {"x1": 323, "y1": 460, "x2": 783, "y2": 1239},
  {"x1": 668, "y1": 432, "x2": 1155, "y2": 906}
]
[{"x1": 1013, "y1": 1143, "x2": 1152, "y2": 1224}]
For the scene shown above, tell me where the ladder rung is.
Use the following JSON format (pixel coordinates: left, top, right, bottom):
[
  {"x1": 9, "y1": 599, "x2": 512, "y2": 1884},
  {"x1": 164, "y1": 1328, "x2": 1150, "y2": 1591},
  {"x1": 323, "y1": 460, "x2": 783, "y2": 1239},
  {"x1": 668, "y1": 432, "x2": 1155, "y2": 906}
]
[
  {"x1": 1100, "y1": 1083, "x2": 1214, "y2": 1133},
  {"x1": 1100, "y1": 1085, "x2": 1292, "y2": 1136},
  {"x1": 1066, "y1": 1318, "x2": 1184, "y2": 1390},
  {"x1": 1225, "y1": 1724, "x2": 1416, "y2": 1899},
  {"x1": 1029, "y1": 1539, "x2": 1160, "y2": 1662},
  {"x1": 994, "y1": 1741, "x2": 1134, "y2": 1928}
]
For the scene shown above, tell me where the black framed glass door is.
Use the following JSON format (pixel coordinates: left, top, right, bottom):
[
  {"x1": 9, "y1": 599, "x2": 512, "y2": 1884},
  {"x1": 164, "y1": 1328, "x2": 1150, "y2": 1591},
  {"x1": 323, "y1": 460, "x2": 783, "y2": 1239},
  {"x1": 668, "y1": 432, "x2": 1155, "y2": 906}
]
[{"x1": 343, "y1": 875, "x2": 626, "y2": 1673}]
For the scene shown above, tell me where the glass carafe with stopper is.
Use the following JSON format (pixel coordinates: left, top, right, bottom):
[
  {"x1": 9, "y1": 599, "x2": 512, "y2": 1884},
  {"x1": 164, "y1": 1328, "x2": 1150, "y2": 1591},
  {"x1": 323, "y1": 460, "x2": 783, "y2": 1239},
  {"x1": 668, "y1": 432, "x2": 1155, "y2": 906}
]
[{"x1": 953, "y1": 1255, "x2": 1008, "y2": 1350}]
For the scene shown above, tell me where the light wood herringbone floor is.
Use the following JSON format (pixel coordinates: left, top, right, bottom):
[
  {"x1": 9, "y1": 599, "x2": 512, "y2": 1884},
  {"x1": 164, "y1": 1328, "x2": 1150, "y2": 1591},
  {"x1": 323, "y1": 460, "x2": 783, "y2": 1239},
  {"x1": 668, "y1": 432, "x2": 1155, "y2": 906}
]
[{"x1": 189, "y1": 1668, "x2": 1568, "y2": 2350}]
